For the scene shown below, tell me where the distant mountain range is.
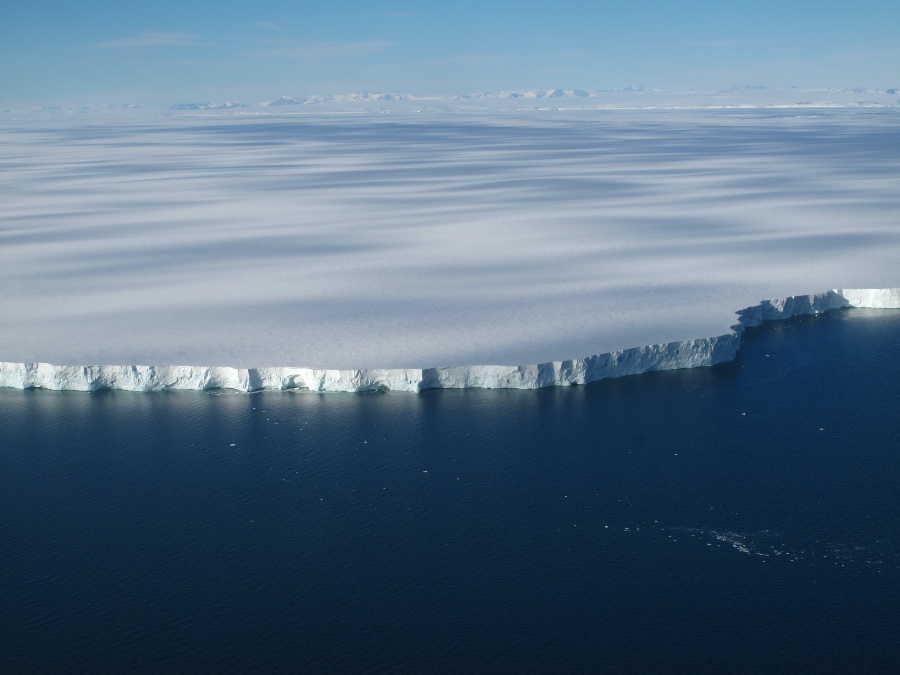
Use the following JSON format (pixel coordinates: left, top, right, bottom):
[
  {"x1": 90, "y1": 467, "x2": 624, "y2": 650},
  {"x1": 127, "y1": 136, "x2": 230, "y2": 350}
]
[
  {"x1": 255, "y1": 86, "x2": 899, "y2": 108},
  {"x1": 168, "y1": 101, "x2": 247, "y2": 110},
  {"x1": 266, "y1": 89, "x2": 607, "y2": 106},
  {"x1": 6, "y1": 87, "x2": 897, "y2": 117}
]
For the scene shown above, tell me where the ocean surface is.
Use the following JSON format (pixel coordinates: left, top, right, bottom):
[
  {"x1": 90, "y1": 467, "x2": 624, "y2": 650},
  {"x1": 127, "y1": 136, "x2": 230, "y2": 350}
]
[{"x1": 2, "y1": 308, "x2": 899, "y2": 674}]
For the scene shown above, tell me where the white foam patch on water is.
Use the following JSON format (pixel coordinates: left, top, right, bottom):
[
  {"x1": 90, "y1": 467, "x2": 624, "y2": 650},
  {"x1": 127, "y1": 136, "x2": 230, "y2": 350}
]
[
  {"x1": 666, "y1": 527, "x2": 900, "y2": 568},
  {"x1": 2, "y1": 110, "x2": 899, "y2": 371}
]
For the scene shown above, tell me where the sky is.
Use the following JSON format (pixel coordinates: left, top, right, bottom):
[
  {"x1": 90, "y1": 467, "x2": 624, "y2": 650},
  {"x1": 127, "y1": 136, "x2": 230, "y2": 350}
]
[{"x1": 1, "y1": 0, "x2": 898, "y2": 106}]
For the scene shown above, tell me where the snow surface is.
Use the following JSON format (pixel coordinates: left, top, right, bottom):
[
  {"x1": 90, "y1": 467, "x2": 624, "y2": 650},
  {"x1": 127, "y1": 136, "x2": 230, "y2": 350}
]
[{"x1": 1, "y1": 109, "x2": 899, "y2": 386}]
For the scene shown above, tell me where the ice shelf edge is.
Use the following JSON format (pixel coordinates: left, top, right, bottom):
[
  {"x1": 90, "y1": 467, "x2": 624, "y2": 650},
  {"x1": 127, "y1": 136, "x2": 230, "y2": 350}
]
[{"x1": 2, "y1": 288, "x2": 898, "y2": 393}]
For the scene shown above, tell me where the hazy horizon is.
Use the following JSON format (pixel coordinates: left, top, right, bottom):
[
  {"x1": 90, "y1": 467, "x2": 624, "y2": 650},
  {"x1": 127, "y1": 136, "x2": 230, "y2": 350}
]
[{"x1": 2, "y1": 1, "x2": 897, "y2": 108}]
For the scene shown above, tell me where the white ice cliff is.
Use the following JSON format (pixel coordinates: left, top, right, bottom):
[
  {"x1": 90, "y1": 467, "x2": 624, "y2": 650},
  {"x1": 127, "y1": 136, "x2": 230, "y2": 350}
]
[{"x1": 1, "y1": 288, "x2": 897, "y2": 394}]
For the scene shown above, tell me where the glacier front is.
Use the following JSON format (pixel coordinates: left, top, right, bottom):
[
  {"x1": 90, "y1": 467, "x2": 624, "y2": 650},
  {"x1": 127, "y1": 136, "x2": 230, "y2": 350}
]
[{"x1": 1, "y1": 289, "x2": 896, "y2": 394}]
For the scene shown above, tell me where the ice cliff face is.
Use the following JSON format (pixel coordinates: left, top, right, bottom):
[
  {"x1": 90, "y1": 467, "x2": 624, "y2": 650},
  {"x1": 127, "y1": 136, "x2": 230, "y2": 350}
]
[
  {"x1": 0, "y1": 337, "x2": 739, "y2": 394},
  {"x1": 731, "y1": 288, "x2": 899, "y2": 332},
  {"x1": 1, "y1": 289, "x2": 897, "y2": 394}
]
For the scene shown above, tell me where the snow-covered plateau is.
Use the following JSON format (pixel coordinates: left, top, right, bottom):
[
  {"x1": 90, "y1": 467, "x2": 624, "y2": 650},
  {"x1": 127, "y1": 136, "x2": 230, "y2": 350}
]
[
  {"x1": 2, "y1": 110, "x2": 899, "y2": 391},
  {"x1": 0, "y1": 289, "x2": 897, "y2": 393}
]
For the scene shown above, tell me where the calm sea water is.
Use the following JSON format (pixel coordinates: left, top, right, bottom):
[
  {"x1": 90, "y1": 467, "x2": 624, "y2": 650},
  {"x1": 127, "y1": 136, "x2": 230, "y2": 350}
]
[{"x1": 2, "y1": 309, "x2": 899, "y2": 674}]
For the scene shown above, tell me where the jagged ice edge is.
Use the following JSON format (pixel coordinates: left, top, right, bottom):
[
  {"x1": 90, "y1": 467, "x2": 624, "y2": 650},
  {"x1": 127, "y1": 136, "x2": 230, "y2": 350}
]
[{"x1": 1, "y1": 288, "x2": 897, "y2": 393}]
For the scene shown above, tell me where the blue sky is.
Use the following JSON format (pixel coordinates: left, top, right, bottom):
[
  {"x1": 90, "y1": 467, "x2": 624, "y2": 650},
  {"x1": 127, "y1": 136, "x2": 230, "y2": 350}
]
[{"x1": 1, "y1": 0, "x2": 897, "y2": 106}]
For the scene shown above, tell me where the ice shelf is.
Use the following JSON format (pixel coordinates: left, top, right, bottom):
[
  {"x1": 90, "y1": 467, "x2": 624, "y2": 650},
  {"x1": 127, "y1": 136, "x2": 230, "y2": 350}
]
[{"x1": 1, "y1": 288, "x2": 897, "y2": 393}]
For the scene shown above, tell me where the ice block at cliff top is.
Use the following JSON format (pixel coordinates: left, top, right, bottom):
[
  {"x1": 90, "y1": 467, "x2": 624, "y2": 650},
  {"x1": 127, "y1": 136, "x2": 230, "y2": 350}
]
[{"x1": 1, "y1": 109, "x2": 899, "y2": 373}]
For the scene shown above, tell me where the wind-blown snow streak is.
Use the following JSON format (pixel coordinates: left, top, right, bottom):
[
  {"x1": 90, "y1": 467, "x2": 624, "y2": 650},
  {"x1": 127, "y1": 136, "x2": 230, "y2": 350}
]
[{"x1": 1, "y1": 288, "x2": 896, "y2": 393}]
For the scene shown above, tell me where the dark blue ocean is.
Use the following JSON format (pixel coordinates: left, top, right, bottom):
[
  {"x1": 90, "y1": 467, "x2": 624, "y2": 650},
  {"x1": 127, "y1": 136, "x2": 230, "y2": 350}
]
[{"x1": 2, "y1": 309, "x2": 899, "y2": 674}]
